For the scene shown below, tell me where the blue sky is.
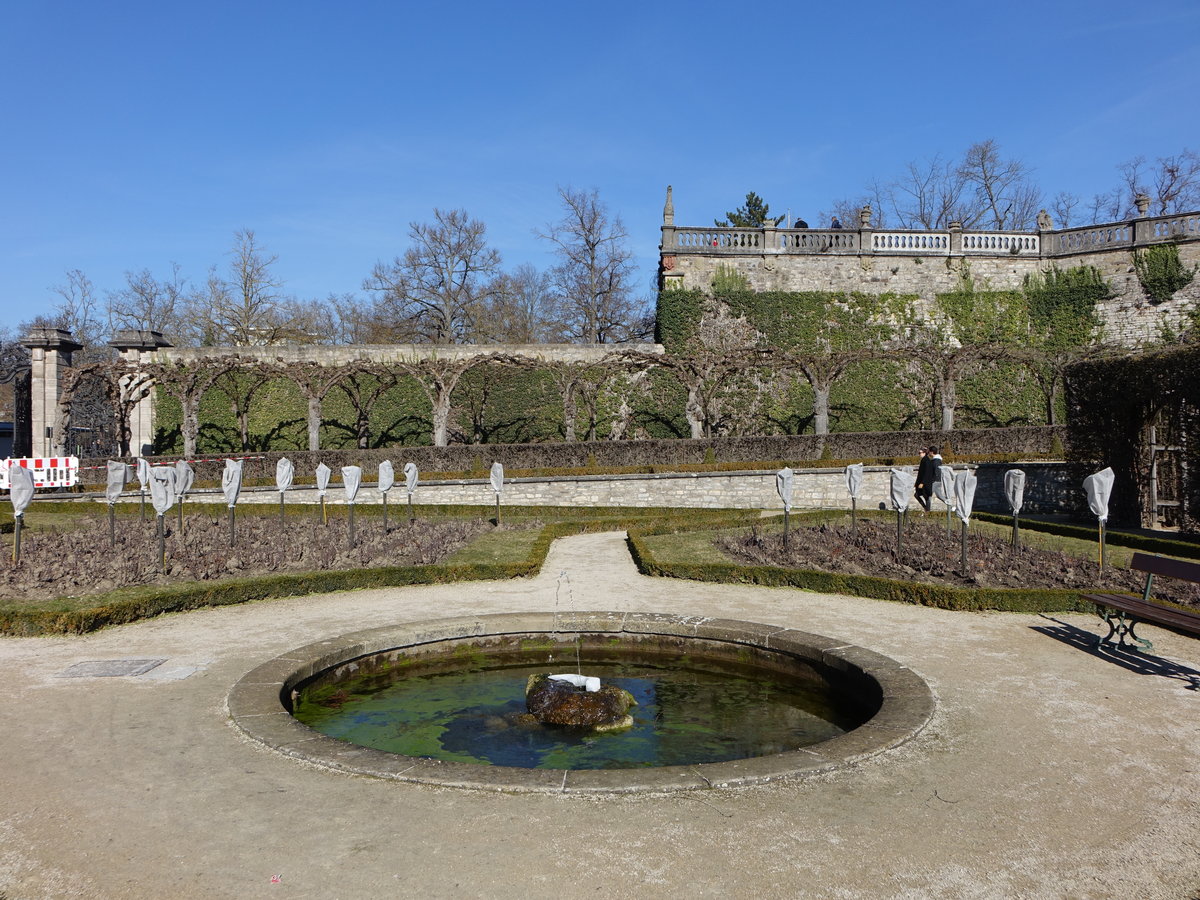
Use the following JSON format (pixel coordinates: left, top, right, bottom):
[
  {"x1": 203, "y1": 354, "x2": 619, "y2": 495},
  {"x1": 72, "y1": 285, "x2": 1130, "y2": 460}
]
[{"x1": 2, "y1": 1, "x2": 1198, "y2": 333}]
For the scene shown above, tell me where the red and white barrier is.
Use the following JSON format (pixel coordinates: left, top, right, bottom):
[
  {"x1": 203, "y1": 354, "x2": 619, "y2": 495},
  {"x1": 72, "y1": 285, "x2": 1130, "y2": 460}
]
[{"x1": 1, "y1": 457, "x2": 80, "y2": 489}]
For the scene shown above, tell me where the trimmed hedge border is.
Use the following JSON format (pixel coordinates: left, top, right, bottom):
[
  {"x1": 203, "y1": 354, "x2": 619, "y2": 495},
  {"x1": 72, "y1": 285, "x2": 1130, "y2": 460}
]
[
  {"x1": 972, "y1": 512, "x2": 1200, "y2": 559},
  {"x1": 626, "y1": 513, "x2": 1119, "y2": 615}
]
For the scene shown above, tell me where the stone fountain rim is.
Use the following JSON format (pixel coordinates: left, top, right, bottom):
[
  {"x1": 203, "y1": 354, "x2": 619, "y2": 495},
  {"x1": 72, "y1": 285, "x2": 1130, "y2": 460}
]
[{"x1": 227, "y1": 611, "x2": 935, "y2": 794}]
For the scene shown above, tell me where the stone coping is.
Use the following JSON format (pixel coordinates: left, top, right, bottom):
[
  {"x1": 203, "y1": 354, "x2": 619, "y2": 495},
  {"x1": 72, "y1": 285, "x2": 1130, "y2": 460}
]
[{"x1": 228, "y1": 612, "x2": 935, "y2": 794}]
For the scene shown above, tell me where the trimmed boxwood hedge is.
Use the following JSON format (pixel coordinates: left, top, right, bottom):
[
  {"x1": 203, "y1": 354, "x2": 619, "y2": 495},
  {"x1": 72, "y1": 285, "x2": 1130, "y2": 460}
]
[{"x1": 625, "y1": 513, "x2": 1140, "y2": 614}]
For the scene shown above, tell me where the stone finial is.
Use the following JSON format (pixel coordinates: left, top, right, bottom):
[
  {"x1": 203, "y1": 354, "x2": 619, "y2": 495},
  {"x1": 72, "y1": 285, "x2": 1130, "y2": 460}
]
[
  {"x1": 1037, "y1": 209, "x2": 1052, "y2": 231},
  {"x1": 1135, "y1": 193, "x2": 1151, "y2": 217},
  {"x1": 859, "y1": 205, "x2": 872, "y2": 228},
  {"x1": 663, "y1": 185, "x2": 674, "y2": 226},
  {"x1": 948, "y1": 221, "x2": 962, "y2": 232}
]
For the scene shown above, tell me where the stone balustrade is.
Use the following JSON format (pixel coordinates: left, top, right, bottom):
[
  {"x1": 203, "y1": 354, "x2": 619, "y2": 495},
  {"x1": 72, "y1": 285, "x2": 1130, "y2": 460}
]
[{"x1": 664, "y1": 211, "x2": 1197, "y2": 261}]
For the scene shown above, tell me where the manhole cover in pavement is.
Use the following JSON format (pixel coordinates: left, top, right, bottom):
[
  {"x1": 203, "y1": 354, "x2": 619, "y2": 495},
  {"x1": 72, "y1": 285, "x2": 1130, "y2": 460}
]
[{"x1": 57, "y1": 659, "x2": 167, "y2": 678}]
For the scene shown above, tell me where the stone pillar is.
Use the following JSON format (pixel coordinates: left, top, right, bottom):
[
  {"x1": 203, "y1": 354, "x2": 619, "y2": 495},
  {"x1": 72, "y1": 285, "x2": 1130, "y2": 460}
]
[
  {"x1": 1133, "y1": 193, "x2": 1154, "y2": 244},
  {"x1": 858, "y1": 205, "x2": 874, "y2": 255},
  {"x1": 109, "y1": 330, "x2": 171, "y2": 456},
  {"x1": 948, "y1": 220, "x2": 963, "y2": 255},
  {"x1": 22, "y1": 327, "x2": 82, "y2": 459}
]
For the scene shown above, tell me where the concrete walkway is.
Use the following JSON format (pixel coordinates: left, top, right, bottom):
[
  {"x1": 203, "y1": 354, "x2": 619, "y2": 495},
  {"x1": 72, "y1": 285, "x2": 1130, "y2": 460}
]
[{"x1": 1, "y1": 532, "x2": 1198, "y2": 900}]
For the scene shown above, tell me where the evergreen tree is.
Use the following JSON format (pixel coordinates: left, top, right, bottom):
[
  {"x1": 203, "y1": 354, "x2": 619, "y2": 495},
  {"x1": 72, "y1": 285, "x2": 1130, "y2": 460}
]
[{"x1": 715, "y1": 192, "x2": 783, "y2": 227}]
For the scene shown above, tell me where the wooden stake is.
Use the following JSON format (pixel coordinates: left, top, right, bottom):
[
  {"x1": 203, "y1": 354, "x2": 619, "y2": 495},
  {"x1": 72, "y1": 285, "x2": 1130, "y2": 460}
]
[{"x1": 157, "y1": 515, "x2": 166, "y2": 575}]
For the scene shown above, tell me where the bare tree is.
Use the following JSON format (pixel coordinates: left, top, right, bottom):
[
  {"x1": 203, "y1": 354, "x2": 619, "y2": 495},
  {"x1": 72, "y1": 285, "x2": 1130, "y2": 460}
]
[
  {"x1": 828, "y1": 140, "x2": 1042, "y2": 232},
  {"x1": 1049, "y1": 191, "x2": 1080, "y2": 230},
  {"x1": 540, "y1": 187, "x2": 647, "y2": 343},
  {"x1": 959, "y1": 139, "x2": 1042, "y2": 230},
  {"x1": 106, "y1": 263, "x2": 190, "y2": 343},
  {"x1": 475, "y1": 264, "x2": 559, "y2": 344},
  {"x1": 195, "y1": 230, "x2": 291, "y2": 345},
  {"x1": 50, "y1": 269, "x2": 106, "y2": 356},
  {"x1": 364, "y1": 208, "x2": 501, "y2": 345},
  {"x1": 1118, "y1": 150, "x2": 1200, "y2": 216}
]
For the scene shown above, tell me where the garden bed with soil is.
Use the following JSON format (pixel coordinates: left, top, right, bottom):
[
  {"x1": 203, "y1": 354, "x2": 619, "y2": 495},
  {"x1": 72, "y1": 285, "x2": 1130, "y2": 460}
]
[
  {"x1": 718, "y1": 520, "x2": 1200, "y2": 608},
  {"x1": 0, "y1": 515, "x2": 495, "y2": 601}
]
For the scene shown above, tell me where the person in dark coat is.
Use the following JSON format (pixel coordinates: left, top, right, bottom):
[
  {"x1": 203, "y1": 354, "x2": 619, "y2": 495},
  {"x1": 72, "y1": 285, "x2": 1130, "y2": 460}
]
[{"x1": 915, "y1": 446, "x2": 937, "y2": 512}]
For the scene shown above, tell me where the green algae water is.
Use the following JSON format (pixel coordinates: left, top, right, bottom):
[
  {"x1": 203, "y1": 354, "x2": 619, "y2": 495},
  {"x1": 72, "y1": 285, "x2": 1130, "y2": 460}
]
[{"x1": 293, "y1": 647, "x2": 872, "y2": 770}]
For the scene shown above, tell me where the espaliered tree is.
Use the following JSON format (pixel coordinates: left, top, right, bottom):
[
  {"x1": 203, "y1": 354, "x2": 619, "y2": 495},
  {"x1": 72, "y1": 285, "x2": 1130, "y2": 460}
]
[
  {"x1": 146, "y1": 359, "x2": 239, "y2": 457},
  {"x1": 624, "y1": 303, "x2": 771, "y2": 438},
  {"x1": 57, "y1": 361, "x2": 155, "y2": 457},
  {"x1": 326, "y1": 364, "x2": 398, "y2": 449},
  {"x1": 723, "y1": 290, "x2": 906, "y2": 435},
  {"x1": 543, "y1": 356, "x2": 635, "y2": 442},
  {"x1": 211, "y1": 363, "x2": 274, "y2": 451},
  {"x1": 1019, "y1": 265, "x2": 1110, "y2": 425},
  {"x1": 392, "y1": 353, "x2": 530, "y2": 447},
  {"x1": 908, "y1": 279, "x2": 1029, "y2": 430},
  {"x1": 287, "y1": 362, "x2": 347, "y2": 452}
]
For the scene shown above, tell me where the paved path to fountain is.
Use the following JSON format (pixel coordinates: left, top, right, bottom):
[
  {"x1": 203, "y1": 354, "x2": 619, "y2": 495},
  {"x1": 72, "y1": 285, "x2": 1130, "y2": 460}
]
[{"x1": 1, "y1": 531, "x2": 1199, "y2": 899}]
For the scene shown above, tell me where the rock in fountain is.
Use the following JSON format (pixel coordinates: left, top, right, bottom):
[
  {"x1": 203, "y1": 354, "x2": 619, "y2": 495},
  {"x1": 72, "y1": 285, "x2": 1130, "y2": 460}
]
[{"x1": 525, "y1": 673, "x2": 637, "y2": 732}]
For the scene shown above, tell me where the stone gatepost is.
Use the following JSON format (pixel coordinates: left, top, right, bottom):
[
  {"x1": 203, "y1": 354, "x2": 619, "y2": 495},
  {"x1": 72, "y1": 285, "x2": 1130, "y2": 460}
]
[
  {"x1": 22, "y1": 327, "x2": 83, "y2": 459},
  {"x1": 110, "y1": 330, "x2": 171, "y2": 457}
]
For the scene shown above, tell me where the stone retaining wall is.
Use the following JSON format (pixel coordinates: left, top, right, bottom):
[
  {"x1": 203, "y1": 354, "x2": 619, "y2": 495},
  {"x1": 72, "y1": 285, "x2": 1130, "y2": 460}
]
[{"x1": 219, "y1": 461, "x2": 1075, "y2": 516}]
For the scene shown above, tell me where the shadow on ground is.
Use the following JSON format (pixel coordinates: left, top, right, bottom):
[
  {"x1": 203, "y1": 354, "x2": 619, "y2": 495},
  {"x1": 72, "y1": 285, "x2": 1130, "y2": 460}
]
[{"x1": 1033, "y1": 615, "x2": 1200, "y2": 690}]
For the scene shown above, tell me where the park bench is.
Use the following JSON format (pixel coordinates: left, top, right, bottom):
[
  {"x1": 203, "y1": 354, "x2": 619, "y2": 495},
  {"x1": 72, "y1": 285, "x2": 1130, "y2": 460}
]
[{"x1": 1084, "y1": 553, "x2": 1200, "y2": 652}]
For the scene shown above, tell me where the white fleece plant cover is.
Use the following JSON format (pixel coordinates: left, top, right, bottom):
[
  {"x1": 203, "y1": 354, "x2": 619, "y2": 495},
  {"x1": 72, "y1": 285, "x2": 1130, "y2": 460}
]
[
  {"x1": 775, "y1": 467, "x2": 794, "y2": 512},
  {"x1": 1003, "y1": 469, "x2": 1026, "y2": 515},
  {"x1": 490, "y1": 462, "x2": 504, "y2": 494},
  {"x1": 136, "y1": 457, "x2": 150, "y2": 490},
  {"x1": 175, "y1": 460, "x2": 194, "y2": 498},
  {"x1": 378, "y1": 460, "x2": 394, "y2": 495},
  {"x1": 403, "y1": 462, "x2": 419, "y2": 496},
  {"x1": 342, "y1": 466, "x2": 362, "y2": 504},
  {"x1": 105, "y1": 461, "x2": 128, "y2": 504},
  {"x1": 9, "y1": 464, "x2": 35, "y2": 516},
  {"x1": 315, "y1": 462, "x2": 331, "y2": 498},
  {"x1": 889, "y1": 467, "x2": 915, "y2": 512},
  {"x1": 845, "y1": 463, "x2": 864, "y2": 500},
  {"x1": 954, "y1": 471, "x2": 978, "y2": 523},
  {"x1": 149, "y1": 466, "x2": 179, "y2": 516},
  {"x1": 276, "y1": 458, "x2": 294, "y2": 494},
  {"x1": 1083, "y1": 467, "x2": 1115, "y2": 523},
  {"x1": 222, "y1": 459, "x2": 243, "y2": 508},
  {"x1": 933, "y1": 465, "x2": 955, "y2": 507}
]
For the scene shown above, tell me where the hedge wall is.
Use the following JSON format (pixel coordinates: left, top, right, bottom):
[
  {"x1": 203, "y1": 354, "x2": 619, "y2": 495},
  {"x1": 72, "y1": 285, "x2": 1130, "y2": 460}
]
[
  {"x1": 1066, "y1": 345, "x2": 1200, "y2": 532},
  {"x1": 82, "y1": 425, "x2": 1065, "y2": 485}
]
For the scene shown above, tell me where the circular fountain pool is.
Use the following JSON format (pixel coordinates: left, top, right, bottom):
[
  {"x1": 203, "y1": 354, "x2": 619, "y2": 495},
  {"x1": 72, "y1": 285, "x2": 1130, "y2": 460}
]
[{"x1": 229, "y1": 612, "x2": 934, "y2": 793}]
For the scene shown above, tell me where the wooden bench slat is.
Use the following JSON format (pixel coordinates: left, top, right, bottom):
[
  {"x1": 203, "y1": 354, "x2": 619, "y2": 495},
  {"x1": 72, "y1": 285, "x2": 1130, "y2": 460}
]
[
  {"x1": 1083, "y1": 593, "x2": 1200, "y2": 636},
  {"x1": 1129, "y1": 552, "x2": 1200, "y2": 583}
]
